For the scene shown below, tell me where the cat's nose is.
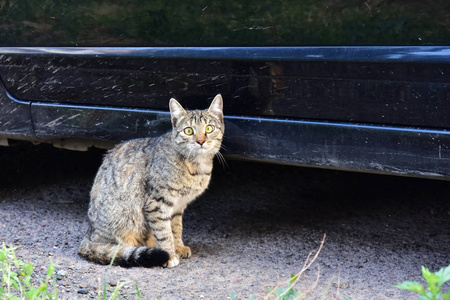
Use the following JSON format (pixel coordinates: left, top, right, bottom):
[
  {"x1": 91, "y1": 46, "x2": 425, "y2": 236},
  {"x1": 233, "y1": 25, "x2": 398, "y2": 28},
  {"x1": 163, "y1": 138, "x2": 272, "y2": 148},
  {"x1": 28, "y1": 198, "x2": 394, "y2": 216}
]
[{"x1": 196, "y1": 139, "x2": 205, "y2": 146}]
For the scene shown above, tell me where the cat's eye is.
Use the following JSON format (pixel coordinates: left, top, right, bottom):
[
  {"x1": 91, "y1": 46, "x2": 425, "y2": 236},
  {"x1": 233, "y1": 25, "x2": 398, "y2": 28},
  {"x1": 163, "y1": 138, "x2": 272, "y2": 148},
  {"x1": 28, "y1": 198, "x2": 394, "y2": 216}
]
[
  {"x1": 205, "y1": 125, "x2": 215, "y2": 134},
  {"x1": 183, "y1": 127, "x2": 194, "y2": 135}
]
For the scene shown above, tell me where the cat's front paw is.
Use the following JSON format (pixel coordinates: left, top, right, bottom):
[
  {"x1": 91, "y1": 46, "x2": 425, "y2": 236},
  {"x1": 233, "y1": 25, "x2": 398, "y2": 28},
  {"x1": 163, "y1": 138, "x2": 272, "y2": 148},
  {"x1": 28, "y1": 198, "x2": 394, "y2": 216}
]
[
  {"x1": 164, "y1": 254, "x2": 180, "y2": 268},
  {"x1": 176, "y1": 245, "x2": 191, "y2": 259}
]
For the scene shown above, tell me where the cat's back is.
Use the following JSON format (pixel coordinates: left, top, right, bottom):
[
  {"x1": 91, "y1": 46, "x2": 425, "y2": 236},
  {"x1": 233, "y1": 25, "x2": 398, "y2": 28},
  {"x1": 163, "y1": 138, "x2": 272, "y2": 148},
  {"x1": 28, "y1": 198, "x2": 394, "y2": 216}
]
[
  {"x1": 91, "y1": 134, "x2": 171, "y2": 198},
  {"x1": 106, "y1": 132, "x2": 175, "y2": 167}
]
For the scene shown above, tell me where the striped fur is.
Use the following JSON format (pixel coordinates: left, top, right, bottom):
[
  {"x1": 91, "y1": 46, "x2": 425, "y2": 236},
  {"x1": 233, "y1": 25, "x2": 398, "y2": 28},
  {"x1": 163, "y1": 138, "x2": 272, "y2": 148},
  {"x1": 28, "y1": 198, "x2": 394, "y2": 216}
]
[
  {"x1": 79, "y1": 238, "x2": 170, "y2": 268},
  {"x1": 78, "y1": 95, "x2": 224, "y2": 268}
]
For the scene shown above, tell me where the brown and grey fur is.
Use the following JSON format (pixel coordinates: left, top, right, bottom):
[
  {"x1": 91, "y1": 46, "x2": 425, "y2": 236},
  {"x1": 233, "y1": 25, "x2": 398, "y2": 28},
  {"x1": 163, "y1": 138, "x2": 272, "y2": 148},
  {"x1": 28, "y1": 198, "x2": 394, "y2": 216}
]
[{"x1": 78, "y1": 95, "x2": 224, "y2": 268}]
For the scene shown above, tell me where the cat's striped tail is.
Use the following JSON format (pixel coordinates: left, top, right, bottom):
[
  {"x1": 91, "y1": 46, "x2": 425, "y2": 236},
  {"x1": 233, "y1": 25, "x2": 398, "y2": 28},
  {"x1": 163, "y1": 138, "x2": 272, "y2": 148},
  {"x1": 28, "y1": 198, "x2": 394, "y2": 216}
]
[{"x1": 78, "y1": 237, "x2": 170, "y2": 268}]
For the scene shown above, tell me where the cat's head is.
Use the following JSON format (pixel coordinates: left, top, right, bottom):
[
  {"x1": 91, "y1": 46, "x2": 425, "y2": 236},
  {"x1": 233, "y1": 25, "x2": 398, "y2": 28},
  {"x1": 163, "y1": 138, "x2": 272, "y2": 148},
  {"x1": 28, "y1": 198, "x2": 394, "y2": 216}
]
[{"x1": 169, "y1": 94, "x2": 224, "y2": 159}]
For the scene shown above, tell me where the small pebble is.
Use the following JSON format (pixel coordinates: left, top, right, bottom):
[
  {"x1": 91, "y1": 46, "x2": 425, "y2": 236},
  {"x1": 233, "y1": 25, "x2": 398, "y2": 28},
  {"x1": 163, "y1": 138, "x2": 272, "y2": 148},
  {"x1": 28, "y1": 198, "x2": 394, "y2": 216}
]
[
  {"x1": 77, "y1": 288, "x2": 89, "y2": 294},
  {"x1": 56, "y1": 270, "x2": 68, "y2": 280},
  {"x1": 109, "y1": 280, "x2": 118, "y2": 287}
]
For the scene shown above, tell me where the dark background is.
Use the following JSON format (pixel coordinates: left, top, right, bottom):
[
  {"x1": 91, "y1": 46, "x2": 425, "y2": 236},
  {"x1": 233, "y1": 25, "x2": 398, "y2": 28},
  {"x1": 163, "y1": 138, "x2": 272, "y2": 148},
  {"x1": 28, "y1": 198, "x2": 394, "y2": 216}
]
[{"x1": 1, "y1": 0, "x2": 449, "y2": 46}]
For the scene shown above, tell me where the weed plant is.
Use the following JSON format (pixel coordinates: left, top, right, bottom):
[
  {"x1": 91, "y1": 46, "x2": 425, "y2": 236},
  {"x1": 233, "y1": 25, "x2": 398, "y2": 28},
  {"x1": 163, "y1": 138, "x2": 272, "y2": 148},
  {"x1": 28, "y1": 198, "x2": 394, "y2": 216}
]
[
  {"x1": 396, "y1": 265, "x2": 450, "y2": 300},
  {"x1": 0, "y1": 243, "x2": 140, "y2": 300},
  {"x1": 0, "y1": 243, "x2": 57, "y2": 300}
]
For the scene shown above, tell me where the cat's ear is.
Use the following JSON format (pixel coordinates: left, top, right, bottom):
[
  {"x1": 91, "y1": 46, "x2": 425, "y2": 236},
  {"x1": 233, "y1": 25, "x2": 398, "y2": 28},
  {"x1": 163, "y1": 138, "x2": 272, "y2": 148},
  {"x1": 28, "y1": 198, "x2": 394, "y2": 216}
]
[
  {"x1": 208, "y1": 94, "x2": 223, "y2": 122},
  {"x1": 169, "y1": 98, "x2": 187, "y2": 126}
]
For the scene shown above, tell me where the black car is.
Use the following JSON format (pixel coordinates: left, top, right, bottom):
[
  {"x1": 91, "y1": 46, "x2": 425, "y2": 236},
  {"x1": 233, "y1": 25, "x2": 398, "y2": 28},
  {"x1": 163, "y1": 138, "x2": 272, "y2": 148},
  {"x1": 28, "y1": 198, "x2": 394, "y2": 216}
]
[{"x1": 1, "y1": 0, "x2": 450, "y2": 179}]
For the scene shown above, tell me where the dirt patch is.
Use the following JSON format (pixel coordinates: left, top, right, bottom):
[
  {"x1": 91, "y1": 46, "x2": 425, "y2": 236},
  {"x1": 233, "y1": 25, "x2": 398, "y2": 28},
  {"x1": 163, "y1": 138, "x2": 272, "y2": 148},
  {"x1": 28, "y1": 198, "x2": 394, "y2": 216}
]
[{"x1": 0, "y1": 143, "x2": 449, "y2": 299}]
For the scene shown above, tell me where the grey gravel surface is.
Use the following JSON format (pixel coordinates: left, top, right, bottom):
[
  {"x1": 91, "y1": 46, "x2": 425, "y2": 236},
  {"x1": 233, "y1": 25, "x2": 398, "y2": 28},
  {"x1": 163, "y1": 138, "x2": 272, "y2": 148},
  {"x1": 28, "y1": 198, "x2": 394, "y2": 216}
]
[{"x1": 0, "y1": 143, "x2": 449, "y2": 300}]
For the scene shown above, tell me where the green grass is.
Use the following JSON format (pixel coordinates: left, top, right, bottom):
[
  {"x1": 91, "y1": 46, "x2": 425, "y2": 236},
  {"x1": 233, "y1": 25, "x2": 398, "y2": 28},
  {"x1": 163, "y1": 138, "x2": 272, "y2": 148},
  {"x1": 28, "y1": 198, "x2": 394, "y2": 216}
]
[
  {"x1": 0, "y1": 243, "x2": 57, "y2": 300},
  {"x1": 0, "y1": 243, "x2": 140, "y2": 300}
]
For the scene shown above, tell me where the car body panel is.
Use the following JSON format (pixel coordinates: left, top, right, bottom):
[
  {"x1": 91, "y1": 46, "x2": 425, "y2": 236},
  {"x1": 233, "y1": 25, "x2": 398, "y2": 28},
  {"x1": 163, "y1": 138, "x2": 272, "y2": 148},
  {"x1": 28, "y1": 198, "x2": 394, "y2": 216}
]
[
  {"x1": 29, "y1": 100, "x2": 450, "y2": 179},
  {"x1": 1, "y1": 47, "x2": 450, "y2": 129},
  {"x1": 0, "y1": 81, "x2": 32, "y2": 141},
  {"x1": 0, "y1": 47, "x2": 449, "y2": 178}
]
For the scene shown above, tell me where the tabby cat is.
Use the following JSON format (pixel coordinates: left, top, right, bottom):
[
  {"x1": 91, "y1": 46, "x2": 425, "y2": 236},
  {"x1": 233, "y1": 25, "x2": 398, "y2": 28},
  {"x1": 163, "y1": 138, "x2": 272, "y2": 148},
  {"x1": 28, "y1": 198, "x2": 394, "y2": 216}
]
[{"x1": 78, "y1": 94, "x2": 224, "y2": 268}]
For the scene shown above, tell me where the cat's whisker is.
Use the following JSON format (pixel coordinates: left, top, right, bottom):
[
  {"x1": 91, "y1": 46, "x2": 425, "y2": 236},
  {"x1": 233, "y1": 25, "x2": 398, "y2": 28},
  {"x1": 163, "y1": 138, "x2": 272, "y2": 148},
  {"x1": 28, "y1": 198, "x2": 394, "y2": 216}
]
[
  {"x1": 187, "y1": 147, "x2": 195, "y2": 161},
  {"x1": 215, "y1": 151, "x2": 228, "y2": 168},
  {"x1": 220, "y1": 144, "x2": 228, "y2": 152}
]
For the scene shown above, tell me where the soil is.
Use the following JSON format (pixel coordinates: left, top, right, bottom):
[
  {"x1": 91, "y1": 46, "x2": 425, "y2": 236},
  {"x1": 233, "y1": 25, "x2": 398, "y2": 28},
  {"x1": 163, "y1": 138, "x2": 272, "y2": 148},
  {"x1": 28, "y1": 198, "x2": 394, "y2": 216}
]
[{"x1": 0, "y1": 142, "x2": 449, "y2": 299}]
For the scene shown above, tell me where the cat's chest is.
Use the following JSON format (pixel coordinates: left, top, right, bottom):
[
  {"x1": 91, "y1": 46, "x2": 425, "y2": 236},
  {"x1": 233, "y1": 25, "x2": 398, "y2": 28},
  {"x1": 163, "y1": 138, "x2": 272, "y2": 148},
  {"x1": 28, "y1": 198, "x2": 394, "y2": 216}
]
[
  {"x1": 172, "y1": 157, "x2": 212, "y2": 195},
  {"x1": 168, "y1": 173, "x2": 210, "y2": 211},
  {"x1": 178, "y1": 173, "x2": 210, "y2": 198}
]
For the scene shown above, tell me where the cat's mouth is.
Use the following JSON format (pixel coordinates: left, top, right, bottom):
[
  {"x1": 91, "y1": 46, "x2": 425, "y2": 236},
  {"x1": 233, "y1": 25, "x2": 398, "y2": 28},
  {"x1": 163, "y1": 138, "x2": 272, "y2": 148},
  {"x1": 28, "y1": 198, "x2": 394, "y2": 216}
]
[
  {"x1": 196, "y1": 145, "x2": 210, "y2": 152},
  {"x1": 195, "y1": 143, "x2": 217, "y2": 154}
]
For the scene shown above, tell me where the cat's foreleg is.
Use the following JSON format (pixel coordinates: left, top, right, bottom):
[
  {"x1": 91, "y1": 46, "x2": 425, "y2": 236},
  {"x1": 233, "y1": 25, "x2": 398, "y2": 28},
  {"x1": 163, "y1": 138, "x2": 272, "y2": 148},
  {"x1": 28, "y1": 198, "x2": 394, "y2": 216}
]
[
  {"x1": 148, "y1": 216, "x2": 179, "y2": 268},
  {"x1": 171, "y1": 213, "x2": 191, "y2": 258}
]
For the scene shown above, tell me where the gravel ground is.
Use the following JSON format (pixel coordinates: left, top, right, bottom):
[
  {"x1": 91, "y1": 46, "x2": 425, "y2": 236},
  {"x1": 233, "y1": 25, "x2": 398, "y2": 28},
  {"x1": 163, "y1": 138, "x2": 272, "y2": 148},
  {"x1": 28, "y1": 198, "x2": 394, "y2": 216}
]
[{"x1": 0, "y1": 142, "x2": 449, "y2": 300}]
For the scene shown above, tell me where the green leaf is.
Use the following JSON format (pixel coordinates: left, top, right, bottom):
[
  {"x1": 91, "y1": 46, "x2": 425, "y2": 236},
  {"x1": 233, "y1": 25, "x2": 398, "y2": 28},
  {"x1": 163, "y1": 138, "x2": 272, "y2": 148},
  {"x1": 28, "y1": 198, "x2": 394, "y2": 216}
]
[
  {"x1": 134, "y1": 282, "x2": 142, "y2": 300},
  {"x1": 422, "y1": 266, "x2": 439, "y2": 286},
  {"x1": 0, "y1": 250, "x2": 6, "y2": 262},
  {"x1": 10, "y1": 275, "x2": 22, "y2": 291},
  {"x1": 25, "y1": 288, "x2": 37, "y2": 299},
  {"x1": 46, "y1": 263, "x2": 55, "y2": 279},
  {"x1": 422, "y1": 266, "x2": 440, "y2": 296},
  {"x1": 435, "y1": 265, "x2": 450, "y2": 287},
  {"x1": 22, "y1": 262, "x2": 34, "y2": 276},
  {"x1": 395, "y1": 281, "x2": 426, "y2": 296},
  {"x1": 274, "y1": 284, "x2": 301, "y2": 300},
  {"x1": 32, "y1": 283, "x2": 49, "y2": 298},
  {"x1": 9, "y1": 271, "x2": 18, "y2": 279},
  {"x1": 289, "y1": 274, "x2": 299, "y2": 285},
  {"x1": 275, "y1": 287, "x2": 285, "y2": 297}
]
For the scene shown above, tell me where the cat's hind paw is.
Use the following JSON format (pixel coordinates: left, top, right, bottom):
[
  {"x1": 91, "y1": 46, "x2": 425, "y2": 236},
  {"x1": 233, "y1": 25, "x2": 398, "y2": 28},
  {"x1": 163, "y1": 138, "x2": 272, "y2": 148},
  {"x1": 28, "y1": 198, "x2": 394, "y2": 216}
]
[{"x1": 176, "y1": 245, "x2": 192, "y2": 259}]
